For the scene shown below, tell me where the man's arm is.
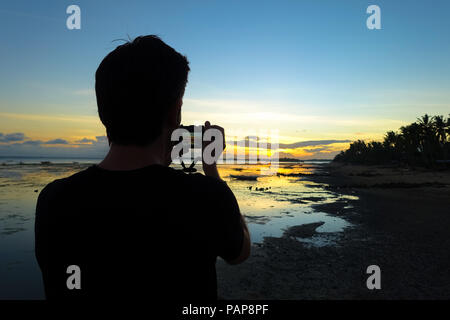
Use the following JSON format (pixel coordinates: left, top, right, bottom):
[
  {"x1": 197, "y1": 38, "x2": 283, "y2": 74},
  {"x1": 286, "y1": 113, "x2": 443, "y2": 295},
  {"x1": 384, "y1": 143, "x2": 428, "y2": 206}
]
[
  {"x1": 202, "y1": 121, "x2": 251, "y2": 264},
  {"x1": 225, "y1": 215, "x2": 251, "y2": 265},
  {"x1": 35, "y1": 182, "x2": 54, "y2": 298}
]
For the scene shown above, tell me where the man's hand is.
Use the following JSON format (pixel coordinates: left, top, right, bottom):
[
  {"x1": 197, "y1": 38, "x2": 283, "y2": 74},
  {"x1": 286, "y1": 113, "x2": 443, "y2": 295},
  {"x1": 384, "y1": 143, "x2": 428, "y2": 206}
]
[
  {"x1": 202, "y1": 121, "x2": 226, "y2": 179},
  {"x1": 202, "y1": 121, "x2": 251, "y2": 264}
]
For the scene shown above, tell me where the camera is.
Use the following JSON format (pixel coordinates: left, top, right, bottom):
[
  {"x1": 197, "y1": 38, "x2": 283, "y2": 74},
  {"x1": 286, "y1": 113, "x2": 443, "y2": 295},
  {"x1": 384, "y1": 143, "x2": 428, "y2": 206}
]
[
  {"x1": 177, "y1": 125, "x2": 204, "y2": 149},
  {"x1": 173, "y1": 125, "x2": 205, "y2": 173}
]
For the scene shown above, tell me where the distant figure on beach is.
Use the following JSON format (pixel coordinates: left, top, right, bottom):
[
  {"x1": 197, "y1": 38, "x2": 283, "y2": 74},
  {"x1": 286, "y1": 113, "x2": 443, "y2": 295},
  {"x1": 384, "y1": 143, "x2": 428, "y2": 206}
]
[{"x1": 34, "y1": 35, "x2": 250, "y2": 301}]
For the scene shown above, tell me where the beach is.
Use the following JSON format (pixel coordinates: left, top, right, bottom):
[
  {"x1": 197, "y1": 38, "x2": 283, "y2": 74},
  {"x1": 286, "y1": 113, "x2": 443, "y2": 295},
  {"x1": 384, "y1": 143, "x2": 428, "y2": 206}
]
[
  {"x1": 217, "y1": 163, "x2": 450, "y2": 299},
  {"x1": 0, "y1": 159, "x2": 349, "y2": 299},
  {"x1": 1, "y1": 159, "x2": 449, "y2": 299}
]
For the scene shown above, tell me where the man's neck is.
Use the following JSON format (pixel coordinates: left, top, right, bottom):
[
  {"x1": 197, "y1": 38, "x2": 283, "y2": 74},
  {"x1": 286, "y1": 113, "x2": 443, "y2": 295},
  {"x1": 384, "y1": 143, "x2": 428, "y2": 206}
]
[{"x1": 98, "y1": 139, "x2": 168, "y2": 171}]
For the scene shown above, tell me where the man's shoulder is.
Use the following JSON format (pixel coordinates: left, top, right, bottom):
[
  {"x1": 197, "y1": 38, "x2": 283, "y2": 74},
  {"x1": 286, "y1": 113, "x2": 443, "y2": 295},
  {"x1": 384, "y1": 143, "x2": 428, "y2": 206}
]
[{"x1": 38, "y1": 166, "x2": 95, "y2": 200}]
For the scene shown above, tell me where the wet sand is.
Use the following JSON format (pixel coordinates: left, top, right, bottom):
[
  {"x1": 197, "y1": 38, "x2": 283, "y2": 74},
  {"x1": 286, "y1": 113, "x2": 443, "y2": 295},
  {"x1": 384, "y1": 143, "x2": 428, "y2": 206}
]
[
  {"x1": 0, "y1": 161, "x2": 343, "y2": 298},
  {"x1": 1, "y1": 160, "x2": 449, "y2": 299},
  {"x1": 217, "y1": 163, "x2": 450, "y2": 299}
]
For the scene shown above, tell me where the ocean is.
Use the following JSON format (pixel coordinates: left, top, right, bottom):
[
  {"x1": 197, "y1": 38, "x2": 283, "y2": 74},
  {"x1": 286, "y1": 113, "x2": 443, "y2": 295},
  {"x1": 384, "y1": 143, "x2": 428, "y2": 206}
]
[{"x1": 0, "y1": 157, "x2": 353, "y2": 299}]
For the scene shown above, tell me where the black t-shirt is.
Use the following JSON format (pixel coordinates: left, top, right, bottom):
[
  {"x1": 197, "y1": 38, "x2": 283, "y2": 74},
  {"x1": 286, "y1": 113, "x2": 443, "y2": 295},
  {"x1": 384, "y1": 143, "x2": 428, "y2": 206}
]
[{"x1": 34, "y1": 164, "x2": 244, "y2": 301}]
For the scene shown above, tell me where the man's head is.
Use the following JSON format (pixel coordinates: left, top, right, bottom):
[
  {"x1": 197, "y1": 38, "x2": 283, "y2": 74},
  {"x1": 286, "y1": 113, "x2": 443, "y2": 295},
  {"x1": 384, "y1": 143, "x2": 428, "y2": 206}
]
[{"x1": 95, "y1": 35, "x2": 190, "y2": 146}]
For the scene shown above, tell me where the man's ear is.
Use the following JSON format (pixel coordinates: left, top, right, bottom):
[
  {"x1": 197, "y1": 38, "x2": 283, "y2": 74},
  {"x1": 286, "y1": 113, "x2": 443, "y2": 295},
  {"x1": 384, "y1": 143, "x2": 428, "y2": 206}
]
[
  {"x1": 106, "y1": 130, "x2": 112, "y2": 146},
  {"x1": 167, "y1": 98, "x2": 182, "y2": 128}
]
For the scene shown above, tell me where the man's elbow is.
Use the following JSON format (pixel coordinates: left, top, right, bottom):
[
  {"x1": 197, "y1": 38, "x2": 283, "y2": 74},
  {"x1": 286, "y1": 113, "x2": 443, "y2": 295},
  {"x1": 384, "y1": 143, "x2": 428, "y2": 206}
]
[{"x1": 226, "y1": 230, "x2": 251, "y2": 265}]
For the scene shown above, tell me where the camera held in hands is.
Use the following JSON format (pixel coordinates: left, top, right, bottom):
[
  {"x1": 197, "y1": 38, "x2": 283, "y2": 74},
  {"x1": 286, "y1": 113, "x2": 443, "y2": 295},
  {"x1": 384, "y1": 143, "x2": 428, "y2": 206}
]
[{"x1": 172, "y1": 125, "x2": 204, "y2": 173}]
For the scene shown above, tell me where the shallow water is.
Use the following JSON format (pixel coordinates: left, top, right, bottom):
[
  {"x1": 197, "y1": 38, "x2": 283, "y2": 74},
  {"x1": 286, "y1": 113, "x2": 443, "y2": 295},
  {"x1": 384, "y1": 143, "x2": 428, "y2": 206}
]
[
  {"x1": 215, "y1": 164, "x2": 353, "y2": 244},
  {"x1": 0, "y1": 159, "x2": 354, "y2": 299}
]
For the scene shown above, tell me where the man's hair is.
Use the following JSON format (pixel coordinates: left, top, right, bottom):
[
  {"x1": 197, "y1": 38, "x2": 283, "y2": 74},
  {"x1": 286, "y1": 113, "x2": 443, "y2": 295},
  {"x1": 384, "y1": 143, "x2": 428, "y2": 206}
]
[{"x1": 95, "y1": 35, "x2": 190, "y2": 146}]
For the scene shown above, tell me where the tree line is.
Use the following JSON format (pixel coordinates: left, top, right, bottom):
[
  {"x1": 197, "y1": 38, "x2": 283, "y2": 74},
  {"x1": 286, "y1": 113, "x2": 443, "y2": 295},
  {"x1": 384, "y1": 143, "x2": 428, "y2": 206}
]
[{"x1": 334, "y1": 114, "x2": 450, "y2": 166}]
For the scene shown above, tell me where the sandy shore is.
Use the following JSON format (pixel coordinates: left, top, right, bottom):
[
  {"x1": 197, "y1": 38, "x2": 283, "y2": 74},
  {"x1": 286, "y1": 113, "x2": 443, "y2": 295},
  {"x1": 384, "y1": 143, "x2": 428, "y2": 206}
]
[{"x1": 216, "y1": 163, "x2": 450, "y2": 299}]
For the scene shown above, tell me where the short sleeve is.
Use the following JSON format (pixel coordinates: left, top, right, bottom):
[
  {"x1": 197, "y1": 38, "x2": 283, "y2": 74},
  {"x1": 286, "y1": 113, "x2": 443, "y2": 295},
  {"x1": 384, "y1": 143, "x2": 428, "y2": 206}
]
[
  {"x1": 35, "y1": 181, "x2": 60, "y2": 298},
  {"x1": 35, "y1": 182, "x2": 53, "y2": 270},
  {"x1": 213, "y1": 180, "x2": 244, "y2": 262}
]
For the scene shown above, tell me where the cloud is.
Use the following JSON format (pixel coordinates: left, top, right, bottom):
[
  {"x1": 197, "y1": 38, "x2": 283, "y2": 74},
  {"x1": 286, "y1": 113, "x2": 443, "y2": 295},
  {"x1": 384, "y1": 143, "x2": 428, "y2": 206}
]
[
  {"x1": 0, "y1": 132, "x2": 26, "y2": 142},
  {"x1": 76, "y1": 138, "x2": 97, "y2": 144},
  {"x1": 0, "y1": 131, "x2": 348, "y2": 160},
  {"x1": 228, "y1": 138, "x2": 351, "y2": 149},
  {"x1": 278, "y1": 140, "x2": 351, "y2": 149},
  {"x1": 0, "y1": 112, "x2": 100, "y2": 124},
  {"x1": 302, "y1": 147, "x2": 331, "y2": 153},
  {"x1": 95, "y1": 136, "x2": 108, "y2": 143},
  {"x1": 0, "y1": 134, "x2": 109, "y2": 158},
  {"x1": 277, "y1": 151, "x2": 298, "y2": 158},
  {"x1": 43, "y1": 139, "x2": 69, "y2": 145},
  {"x1": 22, "y1": 140, "x2": 43, "y2": 146},
  {"x1": 74, "y1": 136, "x2": 109, "y2": 147}
]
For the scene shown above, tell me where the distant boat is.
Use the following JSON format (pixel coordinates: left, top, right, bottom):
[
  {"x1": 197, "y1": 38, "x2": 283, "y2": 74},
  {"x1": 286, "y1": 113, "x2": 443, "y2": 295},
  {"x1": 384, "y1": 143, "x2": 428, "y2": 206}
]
[
  {"x1": 40, "y1": 161, "x2": 52, "y2": 165},
  {"x1": 278, "y1": 158, "x2": 304, "y2": 163},
  {"x1": 229, "y1": 175, "x2": 258, "y2": 181}
]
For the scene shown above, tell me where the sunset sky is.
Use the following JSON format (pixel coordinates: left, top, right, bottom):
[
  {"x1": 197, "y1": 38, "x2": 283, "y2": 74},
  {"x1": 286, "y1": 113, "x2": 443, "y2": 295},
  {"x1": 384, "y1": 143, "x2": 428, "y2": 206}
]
[{"x1": 1, "y1": 0, "x2": 449, "y2": 159}]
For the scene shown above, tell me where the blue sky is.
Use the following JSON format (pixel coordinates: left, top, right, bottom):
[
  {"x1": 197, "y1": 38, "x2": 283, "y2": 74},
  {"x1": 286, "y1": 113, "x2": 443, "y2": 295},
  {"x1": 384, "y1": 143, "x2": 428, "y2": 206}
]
[{"x1": 0, "y1": 0, "x2": 449, "y2": 158}]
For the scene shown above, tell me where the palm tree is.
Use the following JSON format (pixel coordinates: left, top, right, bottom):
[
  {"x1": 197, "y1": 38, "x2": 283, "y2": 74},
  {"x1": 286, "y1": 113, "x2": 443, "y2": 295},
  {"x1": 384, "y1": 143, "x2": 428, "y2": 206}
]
[
  {"x1": 333, "y1": 114, "x2": 450, "y2": 166},
  {"x1": 433, "y1": 115, "x2": 447, "y2": 145},
  {"x1": 447, "y1": 114, "x2": 450, "y2": 137},
  {"x1": 417, "y1": 114, "x2": 439, "y2": 165},
  {"x1": 383, "y1": 131, "x2": 396, "y2": 148},
  {"x1": 433, "y1": 115, "x2": 449, "y2": 160}
]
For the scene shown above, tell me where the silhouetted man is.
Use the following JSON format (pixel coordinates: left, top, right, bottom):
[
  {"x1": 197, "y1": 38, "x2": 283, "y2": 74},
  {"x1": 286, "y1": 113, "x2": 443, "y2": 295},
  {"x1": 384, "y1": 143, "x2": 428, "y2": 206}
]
[{"x1": 35, "y1": 35, "x2": 250, "y2": 301}]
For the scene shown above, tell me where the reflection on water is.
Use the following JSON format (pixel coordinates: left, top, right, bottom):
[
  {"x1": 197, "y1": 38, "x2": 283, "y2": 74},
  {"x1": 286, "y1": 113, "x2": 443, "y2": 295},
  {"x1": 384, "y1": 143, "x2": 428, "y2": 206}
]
[
  {"x1": 0, "y1": 162, "x2": 91, "y2": 299},
  {"x1": 0, "y1": 160, "x2": 355, "y2": 299},
  {"x1": 213, "y1": 164, "x2": 353, "y2": 244}
]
